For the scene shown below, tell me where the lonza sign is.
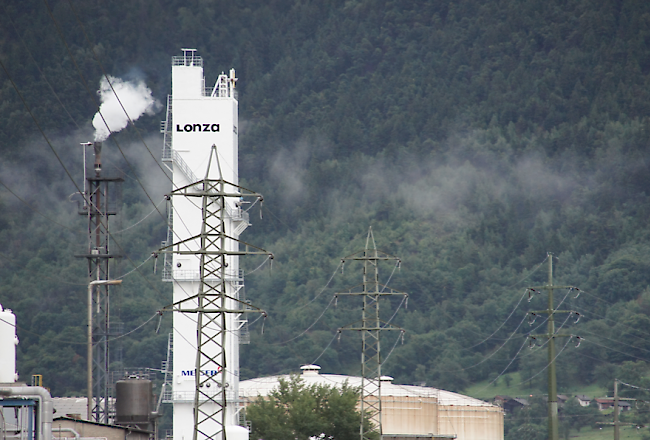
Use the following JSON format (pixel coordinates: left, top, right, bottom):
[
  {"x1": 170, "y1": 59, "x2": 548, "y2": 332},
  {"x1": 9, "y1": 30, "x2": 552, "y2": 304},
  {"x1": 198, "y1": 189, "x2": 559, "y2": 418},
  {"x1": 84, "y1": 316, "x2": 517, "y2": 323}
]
[{"x1": 176, "y1": 123, "x2": 220, "y2": 133}]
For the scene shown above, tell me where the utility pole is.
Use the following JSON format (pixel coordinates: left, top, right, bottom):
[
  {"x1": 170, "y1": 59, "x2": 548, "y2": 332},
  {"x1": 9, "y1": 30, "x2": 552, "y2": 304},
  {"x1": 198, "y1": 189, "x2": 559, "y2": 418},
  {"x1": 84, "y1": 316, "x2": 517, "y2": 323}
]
[
  {"x1": 614, "y1": 379, "x2": 619, "y2": 440},
  {"x1": 528, "y1": 253, "x2": 578, "y2": 440},
  {"x1": 337, "y1": 227, "x2": 406, "y2": 440},
  {"x1": 77, "y1": 141, "x2": 123, "y2": 423},
  {"x1": 595, "y1": 379, "x2": 637, "y2": 437},
  {"x1": 159, "y1": 146, "x2": 271, "y2": 440}
]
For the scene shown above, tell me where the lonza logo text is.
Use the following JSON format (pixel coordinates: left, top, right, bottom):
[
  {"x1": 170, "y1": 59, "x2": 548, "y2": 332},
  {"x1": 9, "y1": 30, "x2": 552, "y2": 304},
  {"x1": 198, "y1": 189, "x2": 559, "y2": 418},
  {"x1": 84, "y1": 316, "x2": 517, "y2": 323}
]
[{"x1": 176, "y1": 123, "x2": 220, "y2": 132}]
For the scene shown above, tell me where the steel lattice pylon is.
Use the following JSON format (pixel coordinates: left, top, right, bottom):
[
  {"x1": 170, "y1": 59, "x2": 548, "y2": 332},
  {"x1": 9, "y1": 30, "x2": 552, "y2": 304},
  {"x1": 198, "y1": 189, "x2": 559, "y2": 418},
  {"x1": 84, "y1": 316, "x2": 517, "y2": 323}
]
[
  {"x1": 337, "y1": 228, "x2": 406, "y2": 440},
  {"x1": 160, "y1": 146, "x2": 270, "y2": 440},
  {"x1": 76, "y1": 142, "x2": 123, "y2": 424}
]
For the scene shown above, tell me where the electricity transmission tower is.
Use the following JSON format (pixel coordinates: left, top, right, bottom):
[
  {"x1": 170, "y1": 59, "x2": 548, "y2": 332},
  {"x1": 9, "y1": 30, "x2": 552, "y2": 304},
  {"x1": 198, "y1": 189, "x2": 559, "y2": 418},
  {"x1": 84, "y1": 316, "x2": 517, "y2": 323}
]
[
  {"x1": 337, "y1": 227, "x2": 406, "y2": 440},
  {"x1": 159, "y1": 146, "x2": 271, "y2": 440},
  {"x1": 77, "y1": 142, "x2": 123, "y2": 423},
  {"x1": 527, "y1": 253, "x2": 580, "y2": 440}
]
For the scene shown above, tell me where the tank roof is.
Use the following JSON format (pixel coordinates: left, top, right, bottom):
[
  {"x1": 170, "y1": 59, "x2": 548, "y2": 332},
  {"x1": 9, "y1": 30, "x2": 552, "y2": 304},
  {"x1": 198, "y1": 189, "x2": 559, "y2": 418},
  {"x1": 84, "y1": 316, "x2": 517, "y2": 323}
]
[{"x1": 239, "y1": 371, "x2": 496, "y2": 407}]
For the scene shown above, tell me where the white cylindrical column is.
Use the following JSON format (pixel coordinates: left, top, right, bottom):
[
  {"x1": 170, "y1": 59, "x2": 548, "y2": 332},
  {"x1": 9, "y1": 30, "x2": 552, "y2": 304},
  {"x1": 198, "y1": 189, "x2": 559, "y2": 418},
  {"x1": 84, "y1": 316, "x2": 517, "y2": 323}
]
[{"x1": 0, "y1": 304, "x2": 18, "y2": 383}]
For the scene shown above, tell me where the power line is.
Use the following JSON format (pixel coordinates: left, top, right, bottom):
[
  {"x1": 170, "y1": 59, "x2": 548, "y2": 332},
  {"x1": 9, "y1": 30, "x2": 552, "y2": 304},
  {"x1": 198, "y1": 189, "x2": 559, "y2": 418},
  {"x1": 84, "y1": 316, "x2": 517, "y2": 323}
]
[
  {"x1": 0, "y1": 178, "x2": 79, "y2": 234},
  {"x1": 271, "y1": 296, "x2": 337, "y2": 345},
  {"x1": 2, "y1": 4, "x2": 82, "y2": 131},
  {"x1": 0, "y1": 312, "x2": 162, "y2": 346},
  {"x1": 582, "y1": 339, "x2": 650, "y2": 364}
]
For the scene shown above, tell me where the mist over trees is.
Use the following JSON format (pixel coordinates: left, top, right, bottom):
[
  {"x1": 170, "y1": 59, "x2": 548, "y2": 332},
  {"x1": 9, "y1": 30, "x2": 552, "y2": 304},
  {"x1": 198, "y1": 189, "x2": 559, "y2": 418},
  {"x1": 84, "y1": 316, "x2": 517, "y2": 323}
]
[{"x1": 1, "y1": 2, "x2": 650, "y2": 434}]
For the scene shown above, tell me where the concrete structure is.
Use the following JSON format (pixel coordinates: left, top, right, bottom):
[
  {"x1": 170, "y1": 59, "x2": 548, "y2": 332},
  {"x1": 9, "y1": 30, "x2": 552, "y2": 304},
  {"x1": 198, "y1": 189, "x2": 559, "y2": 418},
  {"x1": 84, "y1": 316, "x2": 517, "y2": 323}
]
[
  {"x1": 160, "y1": 49, "x2": 255, "y2": 440},
  {"x1": 239, "y1": 365, "x2": 503, "y2": 440}
]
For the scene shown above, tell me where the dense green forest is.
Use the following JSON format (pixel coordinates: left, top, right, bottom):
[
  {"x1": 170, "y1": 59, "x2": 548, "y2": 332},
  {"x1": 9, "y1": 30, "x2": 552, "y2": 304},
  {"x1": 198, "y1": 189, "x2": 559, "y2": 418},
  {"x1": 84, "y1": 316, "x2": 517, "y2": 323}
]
[{"x1": 3, "y1": 0, "x2": 650, "y2": 436}]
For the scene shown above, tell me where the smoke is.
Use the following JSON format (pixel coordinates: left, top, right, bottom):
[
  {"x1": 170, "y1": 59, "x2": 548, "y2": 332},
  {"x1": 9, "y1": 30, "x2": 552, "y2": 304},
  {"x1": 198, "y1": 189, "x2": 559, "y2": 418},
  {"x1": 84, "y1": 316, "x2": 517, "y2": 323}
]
[{"x1": 92, "y1": 76, "x2": 161, "y2": 141}]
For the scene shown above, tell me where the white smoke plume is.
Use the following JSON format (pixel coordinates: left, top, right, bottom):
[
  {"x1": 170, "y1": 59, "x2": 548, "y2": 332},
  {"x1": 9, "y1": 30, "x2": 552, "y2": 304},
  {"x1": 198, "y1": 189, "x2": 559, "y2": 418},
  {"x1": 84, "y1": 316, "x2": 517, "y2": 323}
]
[{"x1": 92, "y1": 75, "x2": 161, "y2": 141}]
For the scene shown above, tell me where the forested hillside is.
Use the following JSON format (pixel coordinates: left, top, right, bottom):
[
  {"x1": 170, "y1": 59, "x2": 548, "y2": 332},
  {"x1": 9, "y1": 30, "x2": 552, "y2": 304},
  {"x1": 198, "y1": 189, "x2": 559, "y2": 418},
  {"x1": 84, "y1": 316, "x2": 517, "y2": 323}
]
[{"x1": 2, "y1": 0, "x2": 650, "y2": 433}]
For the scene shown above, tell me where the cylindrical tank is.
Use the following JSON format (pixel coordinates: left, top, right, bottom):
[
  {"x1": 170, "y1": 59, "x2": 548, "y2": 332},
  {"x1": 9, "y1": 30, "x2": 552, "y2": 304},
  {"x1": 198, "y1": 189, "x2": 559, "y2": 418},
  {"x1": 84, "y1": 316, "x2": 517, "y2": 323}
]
[
  {"x1": 225, "y1": 425, "x2": 249, "y2": 440},
  {"x1": 0, "y1": 304, "x2": 18, "y2": 383},
  {"x1": 115, "y1": 378, "x2": 152, "y2": 428}
]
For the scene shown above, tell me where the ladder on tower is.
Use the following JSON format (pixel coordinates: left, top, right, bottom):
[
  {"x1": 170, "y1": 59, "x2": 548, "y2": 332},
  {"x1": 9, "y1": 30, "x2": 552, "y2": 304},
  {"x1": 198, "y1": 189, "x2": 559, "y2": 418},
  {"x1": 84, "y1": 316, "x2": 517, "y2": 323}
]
[{"x1": 160, "y1": 333, "x2": 174, "y2": 405}]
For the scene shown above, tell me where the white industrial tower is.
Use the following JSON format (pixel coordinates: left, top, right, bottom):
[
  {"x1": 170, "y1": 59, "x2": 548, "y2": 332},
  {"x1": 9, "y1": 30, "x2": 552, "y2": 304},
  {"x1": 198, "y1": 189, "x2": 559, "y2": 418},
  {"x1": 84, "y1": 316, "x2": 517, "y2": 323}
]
[{"x1": 159, "y1": 49, "x2": 269, "y2": 440}]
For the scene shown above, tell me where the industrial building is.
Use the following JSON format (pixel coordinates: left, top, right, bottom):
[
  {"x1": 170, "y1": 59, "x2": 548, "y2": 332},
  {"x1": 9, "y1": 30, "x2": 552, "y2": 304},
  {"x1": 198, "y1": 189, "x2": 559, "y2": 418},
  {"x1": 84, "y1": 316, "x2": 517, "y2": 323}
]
[
  {"x1": 239, "y1": 365, "x2": 504, "y2": 440},
  {"x1": 0, "y1": 49, "x2": 505, "y2": 440},
  {"x1": 1, "y1": 305, "x2": 159, "y2": 440}
]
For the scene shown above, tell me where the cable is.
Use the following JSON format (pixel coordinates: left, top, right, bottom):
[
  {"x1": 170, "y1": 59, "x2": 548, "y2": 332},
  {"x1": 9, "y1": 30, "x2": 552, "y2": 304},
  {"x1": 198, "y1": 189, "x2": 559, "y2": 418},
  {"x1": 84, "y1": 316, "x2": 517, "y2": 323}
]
[
  {"x1": 0, "y1": 313, "x2": 161, "y2": 345},
  {"x1": 2, "y1": 5, "x2": 82, "y2": 131},
  {"x1": 382, "y1": 294, "x2": 408, "y2": 327},
  {"x1": 293, "y1": 261, "x2": 342, "y2": 311},
  {"x1": 0, "y1": 178, "x2": 78, "y2": 234},
  {"x1": 461, "y1": 288, "x2": 529, "y2": 351},
  {"x1": 417, "y1": 256, "x2": 552, "y2": 348},
  {"x1": 572, "y1": 303, "x2": 650, "y2": 342},
  {"x1": 515, "y1": 336, "x2": 574, "y2": 386},
  {"x1": 310, "y1": 332, "x2": 340, "y2": 365},
  {"x1": 471, "y1": 338, "x2": 530, "y2": 395},
  {"x1": 61, "y1": 0, "x2": 173, "y2": 186},
  {"x1": 115, "y1": 254, "x2": 155, "y2": 280},
  {"x1": 63, "y1": 0, "x2": 246, "y2": 258},
  {"x1": 618, "y1": 380, "x2": 650, "y2": 393},
  {"x1": 44, "y1": 0, "x2": 271, "y2": 311},
  {"x1": 271, "y1": 296, "x2": 337, "y2": 345},
  {"x1": 1, "y1": 19, "x2": 170, "y2": 302},
  {"x1": 382, "y1": 331, "x2": 405, "y2": 363},
  {"x1": 464, "y1": 256, "x2": 551, "y2": 349},
  {"x1": 379, "y1": 260, "x2": 400, "y2": 293},
  {"x1": 243, "y1": 256, "x2": 271, "y2": 277},
  {"x1": 580, "y1": 336, "x2": 650, "y2": 364},
  {"x1": 0, "y1": 56, "x2": 82, "y2": 199},
  {"x1": 436, "y1": 314, "x2": 530, "y2": 373},
  {"x1": 113, "y1": 198, "x2": 166, "y2": 234},
  {"x1": 108, "y1": 312, "x2": 162, "y2": 341},
  {"x1": 579, "y1": 328, "x2": 650, "y2": 357}
]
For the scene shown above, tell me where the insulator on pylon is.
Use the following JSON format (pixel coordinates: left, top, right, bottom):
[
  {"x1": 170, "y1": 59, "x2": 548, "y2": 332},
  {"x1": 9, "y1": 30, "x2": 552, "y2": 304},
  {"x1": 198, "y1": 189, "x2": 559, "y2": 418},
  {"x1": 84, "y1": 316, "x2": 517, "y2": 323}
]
[{"x1": 574, "y1": 336, "x2": 582, "y2": 348}]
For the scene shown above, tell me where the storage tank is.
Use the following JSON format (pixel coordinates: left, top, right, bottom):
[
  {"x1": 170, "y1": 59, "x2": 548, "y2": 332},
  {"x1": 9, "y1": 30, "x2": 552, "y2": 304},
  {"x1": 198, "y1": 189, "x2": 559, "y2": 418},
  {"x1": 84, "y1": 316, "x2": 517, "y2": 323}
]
[
  {"x1": 0, "y1": 304, "x2": 18, "y2": 383},
  {"x1": 115, "y1": 377, "x2": 153, "y2": 431}
]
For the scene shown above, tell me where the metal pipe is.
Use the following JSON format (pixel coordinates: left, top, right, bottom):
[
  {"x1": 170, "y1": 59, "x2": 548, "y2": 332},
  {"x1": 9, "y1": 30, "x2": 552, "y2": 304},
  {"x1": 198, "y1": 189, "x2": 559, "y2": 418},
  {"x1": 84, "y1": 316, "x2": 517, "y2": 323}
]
[
  {"x1": 52, "y1": 427, "x2": 80, "y2": 440},
  {"x1": 0, "y1": 386, "x2": 53, "y2": 440},
  {"x1": 87, "y1": 279, "x2": 122, "y2": 421}
]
